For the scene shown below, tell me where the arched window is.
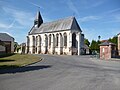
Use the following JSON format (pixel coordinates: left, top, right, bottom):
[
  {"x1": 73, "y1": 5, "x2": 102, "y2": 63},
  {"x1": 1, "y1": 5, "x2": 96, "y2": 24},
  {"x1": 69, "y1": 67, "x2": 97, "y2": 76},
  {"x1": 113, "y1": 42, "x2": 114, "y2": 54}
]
[
  {"x1": 36, "y1": 36, "x2": 38, "y2": 46},
  {"x1": 27, "y1": 36, "x2": 29, "y2": 46},
  {"x1": 26, "y1": 36, "x2": 30, "y2": 53},
  {"x1": 49, "y1": 34, "x2": 51, "y2": 46},
  {"x1": 45, "y1": 34, "x2": 48, "y2": 46},
  {"x1": 32, "y1": 36, "x2": 35, "y2": 46},
  {"x1": 38, "y1": 35, "x2": 41, "y2": 46},
  {"x1": 72, "y1": 33, "x2": 76, "y2": 48},
  {"x1": 64, "y1": 33, "x2": 67, "y2": 46},
  {"x1": 56, "y1": 34, "x2": 59, "y2": 46},
  {"x1": 32, "y1": 36, "x2": 36, "y2": 53}
]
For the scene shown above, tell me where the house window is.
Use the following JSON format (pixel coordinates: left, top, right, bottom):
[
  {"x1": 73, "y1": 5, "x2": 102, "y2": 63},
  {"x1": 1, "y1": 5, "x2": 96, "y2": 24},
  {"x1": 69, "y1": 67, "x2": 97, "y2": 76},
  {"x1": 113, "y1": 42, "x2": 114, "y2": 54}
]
[
  {"x1": 64, "y1": 33, "x2": 67, "y2": 46},
  {"x1": 102, "y1": 48, "x2": 105, "y2": 53},
  {"x1": 72, "y1": 33, "x2": 76, "y2": 48}
]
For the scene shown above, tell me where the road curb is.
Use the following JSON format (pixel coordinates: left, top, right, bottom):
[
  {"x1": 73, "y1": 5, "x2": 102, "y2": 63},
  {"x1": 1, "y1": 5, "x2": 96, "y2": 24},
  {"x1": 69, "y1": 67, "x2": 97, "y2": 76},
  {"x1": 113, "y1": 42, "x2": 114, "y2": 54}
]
[{"x1": 24, "y1": 58, "x2": 43, "y2": 67}]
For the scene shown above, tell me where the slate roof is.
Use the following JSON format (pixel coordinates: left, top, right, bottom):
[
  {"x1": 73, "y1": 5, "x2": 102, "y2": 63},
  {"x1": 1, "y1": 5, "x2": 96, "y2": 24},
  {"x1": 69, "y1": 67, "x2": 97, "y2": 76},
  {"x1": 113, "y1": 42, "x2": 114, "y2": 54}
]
[
  {"x1": 29, "y1": 17, "x2": 82, "y2": 34},
  {"x1": 0, "y1": 33, "x2": 14, "y2": 41},
  {"x1": 99, "y1": 41, "x2": 116, "y2": 46}
]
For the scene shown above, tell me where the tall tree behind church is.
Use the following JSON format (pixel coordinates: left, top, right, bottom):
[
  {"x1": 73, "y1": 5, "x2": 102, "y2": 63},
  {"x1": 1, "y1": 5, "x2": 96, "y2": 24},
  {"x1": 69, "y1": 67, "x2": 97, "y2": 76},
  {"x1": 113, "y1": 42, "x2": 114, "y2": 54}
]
[
  {"x1": 84, "y1": 38, "x2": 90, "y2": 47},
  {"x1": 108, "y1": 35, "x2": 117, "y2": 46}
]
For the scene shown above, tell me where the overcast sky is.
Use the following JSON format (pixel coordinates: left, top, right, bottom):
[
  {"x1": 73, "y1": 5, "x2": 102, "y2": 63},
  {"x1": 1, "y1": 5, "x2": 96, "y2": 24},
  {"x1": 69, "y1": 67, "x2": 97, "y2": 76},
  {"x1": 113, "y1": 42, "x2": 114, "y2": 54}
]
[{"x1": 0, "y1": 0, "x2": 120, "y2": 43}]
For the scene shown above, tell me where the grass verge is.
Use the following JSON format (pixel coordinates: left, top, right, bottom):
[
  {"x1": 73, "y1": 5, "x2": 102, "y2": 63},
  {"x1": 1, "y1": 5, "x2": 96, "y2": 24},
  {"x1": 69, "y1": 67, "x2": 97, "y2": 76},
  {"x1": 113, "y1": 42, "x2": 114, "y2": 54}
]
[{"x1": 0, "y1": 54, "x2": 41, "y2": 69}]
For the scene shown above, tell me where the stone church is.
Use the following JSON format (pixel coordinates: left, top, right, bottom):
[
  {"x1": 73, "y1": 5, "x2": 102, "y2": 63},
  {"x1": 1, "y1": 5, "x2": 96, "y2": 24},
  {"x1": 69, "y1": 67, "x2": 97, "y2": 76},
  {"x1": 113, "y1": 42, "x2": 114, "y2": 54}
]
[{"x1": 26, "y1": 11, "x2": 85, "y2": 55}]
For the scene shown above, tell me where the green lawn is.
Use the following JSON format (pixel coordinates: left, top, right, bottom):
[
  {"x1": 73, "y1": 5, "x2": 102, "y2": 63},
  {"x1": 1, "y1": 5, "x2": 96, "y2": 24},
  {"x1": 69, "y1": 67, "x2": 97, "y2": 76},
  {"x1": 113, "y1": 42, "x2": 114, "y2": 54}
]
[{"x1": 0, "y1": 54, "x2": 41, "y2": 69}]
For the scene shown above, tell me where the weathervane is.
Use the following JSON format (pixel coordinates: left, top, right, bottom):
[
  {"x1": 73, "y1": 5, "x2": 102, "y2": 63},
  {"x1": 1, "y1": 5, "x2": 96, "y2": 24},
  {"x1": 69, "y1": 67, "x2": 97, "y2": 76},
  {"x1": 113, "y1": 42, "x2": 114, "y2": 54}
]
[
  {"x1": 27, "y1": 1, "x2": 41, "y2": 10},
  {"x1": 37, "y1": 6, "x2": 40, "y2": 11}
]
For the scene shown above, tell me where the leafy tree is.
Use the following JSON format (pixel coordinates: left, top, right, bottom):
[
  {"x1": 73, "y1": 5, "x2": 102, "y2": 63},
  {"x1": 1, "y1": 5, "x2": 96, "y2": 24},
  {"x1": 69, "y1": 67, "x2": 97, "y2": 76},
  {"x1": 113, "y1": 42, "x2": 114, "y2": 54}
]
[
  {"x1": 90, "y1": 40, "x2": 101, "y2": 53},
  {"x1": 16, "y1": 45, "x2": 21, "y2": 53},
  {"x1": 84, "y1": 38, "x2": 90, "y2": 47},
  {"x1": 90, "y1": 40, "x2": 96, "y2": 50},
  {"x1": 14, "y1": 42, "x2": 21, "y2": 52},
  {"x1": 108, "y1": 36, "x2": 117, "y2": 45},
  {"x1": 14, "y1": 42, "x2": 18, "y2": 52},
  {"x1": 96, "y1": 40, "x2": 101, "y2": 52}
]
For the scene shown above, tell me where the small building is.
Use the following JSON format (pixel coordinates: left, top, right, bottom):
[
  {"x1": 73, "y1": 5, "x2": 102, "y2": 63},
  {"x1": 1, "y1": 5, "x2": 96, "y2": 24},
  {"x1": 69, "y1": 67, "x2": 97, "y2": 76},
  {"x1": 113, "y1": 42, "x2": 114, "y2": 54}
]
[
  {"x1": 26, "y1": 10, "x2": 85, "y2": 55},
  {"x1": 118, "y1": 33, "x2": 120, "y2": 56},
  {"x1": 84, "y1": 44, "x2": 90, "y2": 54},
  {"x1": 0, "y1": 33, "x2": 14, "y2": 54},
  {"x1": 99, "y1": 41, "x2": 116, "y2": 60}
]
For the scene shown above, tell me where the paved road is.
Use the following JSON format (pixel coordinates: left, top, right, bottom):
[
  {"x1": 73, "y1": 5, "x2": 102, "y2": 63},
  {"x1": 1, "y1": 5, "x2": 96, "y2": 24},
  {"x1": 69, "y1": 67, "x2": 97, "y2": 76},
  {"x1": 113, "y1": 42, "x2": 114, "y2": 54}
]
[{"x1": 0, "y1": 55, "x2": 120, "y2": 90}]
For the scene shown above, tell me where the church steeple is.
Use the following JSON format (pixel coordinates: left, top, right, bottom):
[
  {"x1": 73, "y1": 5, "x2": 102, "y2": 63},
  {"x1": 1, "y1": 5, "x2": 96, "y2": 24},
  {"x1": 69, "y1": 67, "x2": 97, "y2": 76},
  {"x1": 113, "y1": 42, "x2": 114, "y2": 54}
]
[{"x1": 34, "y1": 11, "x2": 43, "y2": 28}]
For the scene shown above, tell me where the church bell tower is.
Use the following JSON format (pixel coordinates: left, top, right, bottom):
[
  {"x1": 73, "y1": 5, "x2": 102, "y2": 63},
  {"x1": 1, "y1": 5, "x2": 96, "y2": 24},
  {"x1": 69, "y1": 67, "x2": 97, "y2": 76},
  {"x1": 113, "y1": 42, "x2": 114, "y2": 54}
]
[{"x1": 34, "y1": 11, "x2": 43, "y2": 28}]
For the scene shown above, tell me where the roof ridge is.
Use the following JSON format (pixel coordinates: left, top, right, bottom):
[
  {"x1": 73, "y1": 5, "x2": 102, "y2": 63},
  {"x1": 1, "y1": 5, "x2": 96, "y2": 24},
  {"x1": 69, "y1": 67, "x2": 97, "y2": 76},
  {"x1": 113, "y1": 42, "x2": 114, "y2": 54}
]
[
  {"x1": 43, "y1": 16, "x2": 75, "y2": 25},
  {"x1": 0, "y1": 33, "x2": 14, "y2": 40},
  {"x1": 99, "y1": 41, "x2": 116, "y2": 46}
]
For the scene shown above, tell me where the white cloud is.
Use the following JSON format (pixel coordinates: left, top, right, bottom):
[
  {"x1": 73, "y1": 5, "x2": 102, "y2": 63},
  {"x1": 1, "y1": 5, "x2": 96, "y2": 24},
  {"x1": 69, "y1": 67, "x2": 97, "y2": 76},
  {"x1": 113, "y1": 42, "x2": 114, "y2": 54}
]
[
  {"x1": 7, "y1": 19, "x2": 15, "y2": 29},
  {"x1": 106, "y1": 8, "x2": 120, "y2": 14},
  {"x1": 25, "y1": 0, "x2": 43, "y2": 9},
  {"x1": 82, "y1": 28, "x2": 98, "y2": 42},
  {"x1": 0, "y1": 20, "x2": 15, "y2": 29},
  {"x1": 114, "y1": 14, "x2": 120, "y2": 22},
  {"x1": 79, "y1": 0, "x2": 105, "y2": 9},
  {"x1": 79, "y1": 16, "x2": 101, "y2": 23},
  {"x1": 100, "y1": 13, "x2": 120, "y2": 23},
  {"x1": 2, "y1": 7, "x2": 34, "y2": 26},
  {"x1": 0, "y1": 23, "x2": 8, "y2": 29},
  {"x1": 0, "y1": 20, "x2": 24, "y2": 30},
  {"x1": 91, "y1": 1, "x2": 104, "y2": 8},
  {"x1": 0, "y1": 6, "x2": 35, "y2": 43},
  {"x1": 83, "y1": 27, "x2": 120, "y2": 42},
  {"x1": 67, "y1": 0, "x2": 79, "y2": 16}
]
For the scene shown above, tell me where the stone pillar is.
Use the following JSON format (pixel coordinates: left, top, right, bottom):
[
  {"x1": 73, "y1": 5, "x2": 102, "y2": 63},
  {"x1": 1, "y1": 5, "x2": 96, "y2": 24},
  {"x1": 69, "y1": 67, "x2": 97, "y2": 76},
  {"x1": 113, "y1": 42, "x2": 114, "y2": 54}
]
[
  {"x1": 51, "y1": 35, "x2": 53, "y2": 54},
  {"x1": 36, "y1": 46, "x2": 39, "y2": 54},
  {"x1": 25, "y1": 36, "x2": 29, "y2": 54},
  {"x1": 51, "y1": 34, "x2": 55, "y2": 54},
  {"x1": 43, "y1": 35, "x2": 47, "y2": 54},
  {"x1": 78, "y1": 32, "x2": 81, "y2": 55},
  {"x1": 30, "y1": 37, "x2": 34, "y2": 54},
  {"x1": 48, "y1": 35, "x2": 50, "y2": 54},
  {"x1": 68, "y1": 32, "x2": 72, "y2": 55},
  {"x1": 25, "y1": 46, "x2": 28, "y2": 54},
  {"x1": 25, "y1": 42, "x2": 28, "y2": 54},
  {"x1": 41, "y1": 42, "x2": 44, "y2": 54},
  {"x1": 57, "y1": 34, "x2": 60, "y2": 55}
]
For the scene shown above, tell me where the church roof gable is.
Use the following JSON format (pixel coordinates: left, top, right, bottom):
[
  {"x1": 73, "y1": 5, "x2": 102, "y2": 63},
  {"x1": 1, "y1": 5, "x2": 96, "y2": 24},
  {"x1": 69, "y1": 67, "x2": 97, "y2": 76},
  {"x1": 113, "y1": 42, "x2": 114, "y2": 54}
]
[
  {"x1": 29, "y1": 16, "x2": 82, "y2": 34},
  {"x1": 71, "y1": 17, "x2": 82, "y2": 32}
]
